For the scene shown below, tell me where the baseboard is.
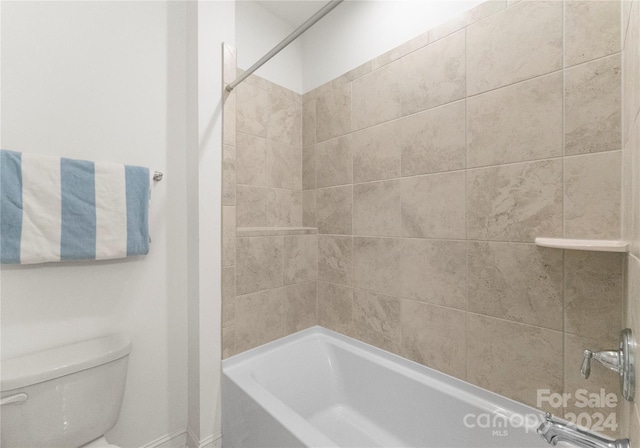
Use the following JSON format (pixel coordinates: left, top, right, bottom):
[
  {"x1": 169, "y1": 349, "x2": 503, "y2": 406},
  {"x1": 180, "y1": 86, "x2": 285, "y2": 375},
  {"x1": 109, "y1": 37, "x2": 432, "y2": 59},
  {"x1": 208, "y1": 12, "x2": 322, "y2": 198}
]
[
  {"x1": 139, "y1": 428, "x2": 188, "y2": 448},
  {"x1": 186, "y1": 428, "x2": 222, "y2": 448}
]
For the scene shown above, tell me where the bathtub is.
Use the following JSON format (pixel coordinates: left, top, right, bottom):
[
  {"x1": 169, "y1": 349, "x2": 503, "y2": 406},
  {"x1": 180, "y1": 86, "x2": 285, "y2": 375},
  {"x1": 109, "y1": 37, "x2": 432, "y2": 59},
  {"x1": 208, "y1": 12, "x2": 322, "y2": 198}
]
[{"x1": 222, "y1": 326, "x2": 571, "y2": 448}]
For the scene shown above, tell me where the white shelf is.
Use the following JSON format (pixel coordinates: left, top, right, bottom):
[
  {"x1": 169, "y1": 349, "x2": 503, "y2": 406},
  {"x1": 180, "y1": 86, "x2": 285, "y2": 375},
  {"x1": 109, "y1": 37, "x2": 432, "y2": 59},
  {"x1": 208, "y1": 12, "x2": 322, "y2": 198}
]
[{"x1": 534, "y1": 237, "x2": 628, "y2": 252}]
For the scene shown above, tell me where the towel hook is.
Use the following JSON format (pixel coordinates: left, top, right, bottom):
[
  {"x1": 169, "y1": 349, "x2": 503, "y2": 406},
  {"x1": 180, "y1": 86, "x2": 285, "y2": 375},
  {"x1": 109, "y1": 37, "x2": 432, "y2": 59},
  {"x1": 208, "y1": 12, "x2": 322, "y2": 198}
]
[{"x1": 153, "y1": 171, "x2": 163, "y2": 182}]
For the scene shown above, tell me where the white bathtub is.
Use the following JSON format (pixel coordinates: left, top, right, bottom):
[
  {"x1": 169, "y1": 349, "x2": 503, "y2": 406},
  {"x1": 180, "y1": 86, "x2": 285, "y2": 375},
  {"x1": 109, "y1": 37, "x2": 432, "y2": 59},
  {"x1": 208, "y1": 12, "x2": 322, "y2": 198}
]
[{"x1": 222, "y1": 326, "x2": 572, "y2": 448}]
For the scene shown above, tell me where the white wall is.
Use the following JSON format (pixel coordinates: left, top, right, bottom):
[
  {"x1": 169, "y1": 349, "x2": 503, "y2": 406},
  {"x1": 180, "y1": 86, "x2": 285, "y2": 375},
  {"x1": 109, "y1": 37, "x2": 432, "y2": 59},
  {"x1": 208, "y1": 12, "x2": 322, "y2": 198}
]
[
  {"x1": 235, "y1": 1, "x2": 303, "y2": 93},
  {"x1": 301, "y1": 0, "x2": 484, "y2": 92},
  {"x1": 187, "y1": 1, "x2": 234, "y2": 447},
  {"x1": 1, "y1": 2, "x2": 189, "y2": 447},
  {"x1": 235, "y1": 0, "x2": 484, "y2": 93}
]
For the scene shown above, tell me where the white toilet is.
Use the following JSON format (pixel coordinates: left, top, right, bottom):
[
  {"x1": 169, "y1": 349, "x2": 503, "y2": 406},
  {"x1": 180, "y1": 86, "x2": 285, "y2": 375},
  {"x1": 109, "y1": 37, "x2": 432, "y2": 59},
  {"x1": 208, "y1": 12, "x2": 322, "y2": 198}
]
[{"x1": 0, "y1": 333, "x2": 131, "y2": 448}]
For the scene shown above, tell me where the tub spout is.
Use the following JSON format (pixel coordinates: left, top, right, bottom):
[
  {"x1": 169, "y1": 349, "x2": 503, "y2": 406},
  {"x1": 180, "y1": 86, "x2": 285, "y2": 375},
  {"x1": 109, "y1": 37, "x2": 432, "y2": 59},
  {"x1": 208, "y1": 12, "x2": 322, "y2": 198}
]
[{"x1": 537, "y1": 413, "x2": 630, "y2": 448}]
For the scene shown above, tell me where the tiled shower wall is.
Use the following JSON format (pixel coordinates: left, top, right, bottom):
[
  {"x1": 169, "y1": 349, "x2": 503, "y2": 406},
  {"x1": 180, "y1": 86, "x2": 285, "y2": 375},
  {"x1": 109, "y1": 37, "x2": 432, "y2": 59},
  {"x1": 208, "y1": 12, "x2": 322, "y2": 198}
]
[
  {"x1": 223, "y1": 0, "x2": 630, "y2": 437},
  {"x1": 222, "y1": 47, "x2": 319, "y2": 358},
  {"x1": 622, "y1": 0, "x2": 640, "y2": 441},
  {"x1": 302, "y1": 0, "x2": 624, "y2": 431}
]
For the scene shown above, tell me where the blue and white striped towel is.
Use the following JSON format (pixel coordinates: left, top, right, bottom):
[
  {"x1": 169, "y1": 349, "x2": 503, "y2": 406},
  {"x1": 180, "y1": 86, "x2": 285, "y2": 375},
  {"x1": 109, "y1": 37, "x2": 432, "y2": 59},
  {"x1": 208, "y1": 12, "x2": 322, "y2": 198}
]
[{"x1": 0, "y1": 150, "x2": 150, "y2": 264}]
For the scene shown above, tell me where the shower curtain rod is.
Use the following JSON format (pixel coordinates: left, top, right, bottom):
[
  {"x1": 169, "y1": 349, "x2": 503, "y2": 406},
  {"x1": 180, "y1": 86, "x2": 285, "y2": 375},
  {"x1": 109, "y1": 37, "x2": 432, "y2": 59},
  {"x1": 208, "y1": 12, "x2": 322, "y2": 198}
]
[{"x1": 225, "y1": 0, "x2": 344, "y2": 92}]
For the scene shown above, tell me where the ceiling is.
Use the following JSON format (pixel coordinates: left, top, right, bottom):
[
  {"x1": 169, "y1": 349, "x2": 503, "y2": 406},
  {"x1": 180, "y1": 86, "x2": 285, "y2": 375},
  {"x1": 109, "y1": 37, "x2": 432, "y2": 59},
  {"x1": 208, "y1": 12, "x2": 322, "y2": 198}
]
[{"x1": 254, "y1": 0, "x2": 330, "y2": 29}]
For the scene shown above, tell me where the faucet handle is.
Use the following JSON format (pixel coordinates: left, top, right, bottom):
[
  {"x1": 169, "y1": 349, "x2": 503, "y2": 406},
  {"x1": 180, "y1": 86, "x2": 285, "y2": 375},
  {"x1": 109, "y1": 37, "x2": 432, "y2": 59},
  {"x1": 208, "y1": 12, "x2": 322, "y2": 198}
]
[{"x1": 581, "y1": 349, "x2": 593, "y2": 379}]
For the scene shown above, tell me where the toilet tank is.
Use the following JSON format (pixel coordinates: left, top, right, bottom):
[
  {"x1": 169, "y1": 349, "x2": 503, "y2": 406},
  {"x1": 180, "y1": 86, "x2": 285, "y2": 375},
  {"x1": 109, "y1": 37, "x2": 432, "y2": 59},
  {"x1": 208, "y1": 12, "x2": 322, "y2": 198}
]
[{"x1": 1, "y1": 334, "x2": 131, "y2": 448}]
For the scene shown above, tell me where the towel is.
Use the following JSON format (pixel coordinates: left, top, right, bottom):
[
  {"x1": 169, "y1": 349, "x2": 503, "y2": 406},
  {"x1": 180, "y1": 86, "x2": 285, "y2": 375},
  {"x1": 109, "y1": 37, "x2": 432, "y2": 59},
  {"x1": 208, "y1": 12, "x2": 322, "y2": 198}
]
[{"x1": 0, "y1": 150, "x2": 150, "y2": 264}]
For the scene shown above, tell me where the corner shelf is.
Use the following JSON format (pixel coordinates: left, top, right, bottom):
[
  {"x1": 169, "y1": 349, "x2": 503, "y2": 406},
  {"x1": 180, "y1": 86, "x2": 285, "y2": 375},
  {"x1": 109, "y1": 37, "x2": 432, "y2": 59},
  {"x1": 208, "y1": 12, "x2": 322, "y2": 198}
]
[{"x1": 534, "y1": 237, "x2": 628, "y2": 252}]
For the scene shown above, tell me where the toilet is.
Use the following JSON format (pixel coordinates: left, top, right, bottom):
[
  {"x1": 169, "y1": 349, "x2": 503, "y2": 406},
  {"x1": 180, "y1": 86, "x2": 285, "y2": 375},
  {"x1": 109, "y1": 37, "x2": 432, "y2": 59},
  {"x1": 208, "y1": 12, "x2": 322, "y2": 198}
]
[{"x1": 0, "y1": 333, "x2": 131, "y2": 448}]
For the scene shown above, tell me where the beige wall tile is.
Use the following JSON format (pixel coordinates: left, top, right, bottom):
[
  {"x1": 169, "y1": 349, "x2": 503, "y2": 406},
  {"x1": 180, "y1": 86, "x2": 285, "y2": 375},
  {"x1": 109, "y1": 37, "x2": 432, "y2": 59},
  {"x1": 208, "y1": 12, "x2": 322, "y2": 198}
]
[
  {"x1": 302, "y1": 190, "x2": 317, "y2": 228},
  {"x1": 630, "y1": 404, "x2": 640, "y2": 448},
  {"x1": 399, "y1": 30, "x2": 466, "y2": 115},
  {"x1": 623, "y1": 1, "x2": 640, "y2": 146},
  {"x1": 303, "y1": 81, "x2": 332, "y2": 103},
  {"x1": 467, "y1": 160, "x2": 563, "y2": 242},
  {"x1": 316, "y1": 185, "x2": 353, "y2": 235},
  {"x1": 564, "y1": 251, "x2": 623, "y2": 341},
  {"x1": 270, "y1": 141, "x2": 302, "y2": 190},
  {"x1": 565, "y1": 0, "x2": 621, "y2": 68},
  {"x1": 236, "y1": 185, "x2": 268, "y2": 227},
  {"x1": 222, "y1": 205, "x2": 235, "y2": 267},
  {"x1": 623, "y1": 1, "x2": 633, "y2": 40},
  {"x1": 466, "y1": 1, "x2": 563, "y2": 96},
  {"x1": 222, "y1": 326, "x2": 235, "y2": 359},
  {"x1": 353, "y1": 289, "x2": 402, "y2": 349},
  {"x1": 468, "y1": 242, "x2": 563, "y2": 329},
  {"x1": 467, "y1": 314, "x2": 563, "y2": 409},
  {"x1": 352, "y1": 119, "x2": 402, "y2": 183},
  {"x1": 302, "y1": 145, "x2": 316, "y2": 190},
  {"x1": 267, "y1": 189, "x2": 302, "y2": 227},
  {"x1": 316, "y1": 135, "x2": 353, "y2": 188},
  {"x1": 333, "y1": 61, "x2": 373, "y2": 88},
  {"x1": 353, "y1": 237, "x2": 402, "y2": 297},
  {"x1": 631, "y1": 124, "x2": 640, "y2": 258},
  {"x1": 623, "y1": 132, "x2": 634, "y2": 245},
  {"x1": 563, "y1": 333, "x2": 621, "y2": 439},
  {"x1": 467, "y1": 72, "x2": 563, "y2": 168},
  {"x1": 235, "y1": 289, "x2": 285, "y2": 353},
  {"x1": 316, "y1": 83, "x2": 351, "y2": 142},
  {"x1": 237, "y1": 132, "x2": 270, "y2": 187},
  {"x1": 236, "y1": 236, "x2": 283, "y2": 295},
  {"x1": 222, "y1": 266, "x2": 235, "y2": 328},
  {"x1": 223, "y1": 90, "x2": 236, "y2": 147},
  {"x1": 564, "y1": 151, "x2": 622, "y2": 239},
  {"x1": 243, "y1": 71, "x2": 274, "y2": 92},
  {"x1": 352, "y1": 63, "x2": 402, "y2": 130},
  {"x1": 401, "y1": 300, "x2": 466, "y2": 379},
  {"x1": 283, "y1": 235, "x2": 318, "y2": 286},
  {"x1": 222, "y1": 144, "x2": 236, "y2": 206},
  {"x1": 401, "y1": 171, "x2": 466, "y2": 239},
  {"x1": 565, "y1": 54, "x2": 622, "y2": 155},
  {"x1": 353, "y1": 180, "x2": 402, "y2": 237},
  {"x1": 268, "y1": 90, "x2": 302, "y2": 147},
  {"x1": 284, "y1": 281, "x2": 318, "y2": 334},
  {"x1": 303, "y1": 99, "x2": 316, "y2": 147},
  {"x1": 318, "y1": 235, "x2": 353, "y2": 286},
  {"x1": 372, "y1": 32, "x2": 430, "y2": 70},
  {"x1": 399, "y1": 239, "x2": 467, "y2": 310},
  {"x1": 627, "y1": 255, "x2": 640, "y2": 340},
  {"x1": 318, "y1": 281, "x2": 353, "y2": 334},
  {"x1": 428, "y1": 0, "x2": 507, "y2": 43},
  {"x1": 237, "y1": 82, "x2": 270, "y2": 138},
  {"x1": 400, "y1": 101, "x2": 466, "y2": 177}
]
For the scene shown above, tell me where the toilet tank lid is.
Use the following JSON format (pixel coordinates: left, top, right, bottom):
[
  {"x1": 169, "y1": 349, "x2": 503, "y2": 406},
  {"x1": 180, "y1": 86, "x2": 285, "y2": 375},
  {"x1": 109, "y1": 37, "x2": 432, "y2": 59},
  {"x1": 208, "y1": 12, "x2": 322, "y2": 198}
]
[{"x1": 1, "y1": 333, "x2": 131, "y2": 392}]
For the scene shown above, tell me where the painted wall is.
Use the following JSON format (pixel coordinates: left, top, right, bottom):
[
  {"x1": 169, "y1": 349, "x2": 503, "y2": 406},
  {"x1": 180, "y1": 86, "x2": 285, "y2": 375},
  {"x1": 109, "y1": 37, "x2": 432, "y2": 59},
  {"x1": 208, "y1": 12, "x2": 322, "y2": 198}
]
[
  {"x1": 1, "y1": 2, "x2": 189, "y2": 446},
  {"x1": 236, "y1": 0, "x2": 484, "y2": 94},
  {"x1": 187, "y1": 1, "x2": 234, "y2": 446},
  {"x1": 300, "y1": 0, "x2": 484, "y2": 92},
  {"x1": 235, "y1": 1, "x2": 303, "y2": 93}
]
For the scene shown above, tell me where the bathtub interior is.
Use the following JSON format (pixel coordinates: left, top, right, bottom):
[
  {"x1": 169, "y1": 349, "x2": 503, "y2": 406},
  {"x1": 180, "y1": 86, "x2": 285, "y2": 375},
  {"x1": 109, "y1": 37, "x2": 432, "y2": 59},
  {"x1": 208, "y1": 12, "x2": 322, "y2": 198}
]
[{"x1": 224, "y1": 327, "x2": 552, "y2": 447}]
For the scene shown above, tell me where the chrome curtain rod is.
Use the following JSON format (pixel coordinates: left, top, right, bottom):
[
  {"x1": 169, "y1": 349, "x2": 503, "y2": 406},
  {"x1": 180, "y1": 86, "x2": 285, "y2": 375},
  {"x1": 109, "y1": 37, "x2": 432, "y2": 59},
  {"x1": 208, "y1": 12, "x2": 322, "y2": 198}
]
[{"x1": 225, "y1": 0, "x2": 344, "y2": 92}]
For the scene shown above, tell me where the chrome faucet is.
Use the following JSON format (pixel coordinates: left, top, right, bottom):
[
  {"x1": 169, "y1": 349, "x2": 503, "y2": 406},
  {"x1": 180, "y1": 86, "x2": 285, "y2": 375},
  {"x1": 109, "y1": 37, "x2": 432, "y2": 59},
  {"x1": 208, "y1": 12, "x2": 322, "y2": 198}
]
[
  {"x1": 537, "y1": 413, "x2": 630, "y2": 448},
  {"x1": 581, "y1": 349, "x2": 621, "y2": 379}
]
